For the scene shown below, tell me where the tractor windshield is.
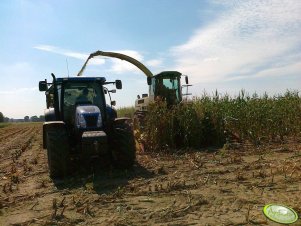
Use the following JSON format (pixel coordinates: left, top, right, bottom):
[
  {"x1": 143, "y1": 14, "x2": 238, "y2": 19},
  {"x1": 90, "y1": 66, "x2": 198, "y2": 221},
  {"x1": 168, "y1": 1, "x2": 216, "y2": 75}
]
[
  {"x1": 63, "y1": 81, "x2": 104, "y2": 123},
  {"x1": 155, "y1": 77, "x2": 181, "y2": 105}
]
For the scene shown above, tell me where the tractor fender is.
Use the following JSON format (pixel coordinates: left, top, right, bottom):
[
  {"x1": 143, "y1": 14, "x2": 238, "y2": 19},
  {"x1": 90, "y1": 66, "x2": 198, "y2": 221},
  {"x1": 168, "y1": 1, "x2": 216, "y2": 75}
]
[{"x1": 42, "y1": 121, "x2": 66, "y2": 149}]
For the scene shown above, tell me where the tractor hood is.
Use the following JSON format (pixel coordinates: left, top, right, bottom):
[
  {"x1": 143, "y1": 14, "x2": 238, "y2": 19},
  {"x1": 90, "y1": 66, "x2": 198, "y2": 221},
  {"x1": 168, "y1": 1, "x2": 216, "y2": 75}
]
[{"x1": 75, "y1": 105, "x2": 102, "y2": 129}]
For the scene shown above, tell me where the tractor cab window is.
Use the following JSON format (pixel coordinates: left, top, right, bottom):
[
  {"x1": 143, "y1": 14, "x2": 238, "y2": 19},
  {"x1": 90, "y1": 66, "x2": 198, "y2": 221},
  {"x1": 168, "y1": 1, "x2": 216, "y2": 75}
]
[
  {"x1": 64, "y1": 82, "x2": 103, "y2": 106},
  {"x1": 63, "y1": 82, "x2": 104, "y2": 123},
  {"x1": 155, "y1": 77, "x2": 181, "y2": 104}
]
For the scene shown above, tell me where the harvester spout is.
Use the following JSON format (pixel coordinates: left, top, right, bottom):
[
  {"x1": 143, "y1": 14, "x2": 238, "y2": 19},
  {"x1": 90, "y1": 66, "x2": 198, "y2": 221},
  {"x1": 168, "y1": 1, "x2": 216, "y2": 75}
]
[{"x1": 77, "y1": 50, "x2": 153, "y2": 77}]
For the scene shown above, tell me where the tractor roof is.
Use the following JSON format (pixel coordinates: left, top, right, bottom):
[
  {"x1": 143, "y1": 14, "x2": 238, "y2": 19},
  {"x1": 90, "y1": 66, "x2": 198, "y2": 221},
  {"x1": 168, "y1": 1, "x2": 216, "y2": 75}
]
[
  {"x1": 56, "y1": 77, "x2": 106, "y2": 83},
  {"x1": 154, "y1": 71, "x2": 182, "y2": 78}
]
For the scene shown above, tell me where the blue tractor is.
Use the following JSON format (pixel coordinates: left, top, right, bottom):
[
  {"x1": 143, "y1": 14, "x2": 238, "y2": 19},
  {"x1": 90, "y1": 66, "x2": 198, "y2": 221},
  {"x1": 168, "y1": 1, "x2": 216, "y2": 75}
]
[{"x1": 39, "y1": 73, "x2": 136, "y2": 178}]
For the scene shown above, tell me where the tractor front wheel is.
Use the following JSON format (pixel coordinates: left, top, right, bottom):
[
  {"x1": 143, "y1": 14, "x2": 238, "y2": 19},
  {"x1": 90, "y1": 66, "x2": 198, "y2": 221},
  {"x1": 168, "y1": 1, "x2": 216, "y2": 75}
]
[{"x1": 46, "y1": 127, "x2": 69, "y2": 178}]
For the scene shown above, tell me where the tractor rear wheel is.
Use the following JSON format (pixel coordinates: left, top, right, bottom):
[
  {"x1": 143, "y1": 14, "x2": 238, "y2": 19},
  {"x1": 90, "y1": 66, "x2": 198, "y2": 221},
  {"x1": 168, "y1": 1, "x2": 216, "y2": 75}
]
[
  {"x1": 46, "y1": 128, "x2": 69, "y2": 178},
  {"x1": 111, "y1": 118, "x2": 136, "y2": 169}
]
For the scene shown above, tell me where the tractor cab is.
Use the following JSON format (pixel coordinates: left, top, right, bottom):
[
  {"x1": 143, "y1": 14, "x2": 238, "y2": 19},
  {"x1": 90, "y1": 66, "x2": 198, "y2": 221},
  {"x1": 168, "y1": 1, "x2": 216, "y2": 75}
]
[
  {"x1": 62, "y1": 79, "x2": 106, "y2": 130},
  {"x1": 39, "y1": 75, "x2": 121, "y2": 132}
]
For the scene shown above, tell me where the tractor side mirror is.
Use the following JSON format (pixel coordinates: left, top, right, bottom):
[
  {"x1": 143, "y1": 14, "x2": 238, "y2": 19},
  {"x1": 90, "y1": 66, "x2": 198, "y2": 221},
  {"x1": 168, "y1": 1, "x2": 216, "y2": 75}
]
[
  {"x1": 39, "y1": 80, "x2": 47, "y2": 91},
  {"x1": 147, "y1": 77, "x2": 152, "y2": 85},
  {"x1": 109, "y1": 89, "x2": 116, "y2": 93},
  {"x1": 111, "y1": 100, "x2": 116, "y2": 106},
  {"x1": 115, "y1": 80, "x2": 122, "y2": 89},
  {"x1": 185, "y1": 76, "x2": 189, "y2": 84},
  {"x1": 137, "y1": 95, "x2": 141, "y2": 99}
]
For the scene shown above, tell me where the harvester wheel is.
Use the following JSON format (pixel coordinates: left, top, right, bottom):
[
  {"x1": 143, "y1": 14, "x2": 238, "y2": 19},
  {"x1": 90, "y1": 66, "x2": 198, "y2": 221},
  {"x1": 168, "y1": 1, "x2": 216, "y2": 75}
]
[
  {"x1": 111, "y1": 119, "x2": 136, "y2": 169},
  {"x1": 46, "y1": 128, "x2": 69, "y2": 178}
]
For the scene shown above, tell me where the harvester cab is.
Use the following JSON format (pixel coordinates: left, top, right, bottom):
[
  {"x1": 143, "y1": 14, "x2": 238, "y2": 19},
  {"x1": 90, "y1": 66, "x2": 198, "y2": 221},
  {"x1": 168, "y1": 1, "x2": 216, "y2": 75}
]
[
  {"x1": 39, "y1": 73, "x2": 136, "y2": 178},
  {"x1": 135, "y1": 71, "x2": 189, "y2": 112}
]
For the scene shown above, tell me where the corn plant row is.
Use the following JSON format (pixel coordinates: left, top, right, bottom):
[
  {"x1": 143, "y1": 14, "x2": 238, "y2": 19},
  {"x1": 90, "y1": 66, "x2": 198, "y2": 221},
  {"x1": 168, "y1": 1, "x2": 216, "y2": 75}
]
[
  {"x1": 117, "y1": 106, "x2": 135, "y2": 118},
  {"x1": 143, "y1": 90, "x2": 301, "y2": 151}
]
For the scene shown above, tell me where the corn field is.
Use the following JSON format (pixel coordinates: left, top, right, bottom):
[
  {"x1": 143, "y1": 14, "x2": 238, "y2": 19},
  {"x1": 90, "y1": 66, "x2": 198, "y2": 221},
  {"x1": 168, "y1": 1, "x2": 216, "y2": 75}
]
[
  {"x1": 140, "y1": 90, "x2": 301, "y2": 151},
  {"x1": 117, "y1": 106, "x2": 135, "y2": 118}
]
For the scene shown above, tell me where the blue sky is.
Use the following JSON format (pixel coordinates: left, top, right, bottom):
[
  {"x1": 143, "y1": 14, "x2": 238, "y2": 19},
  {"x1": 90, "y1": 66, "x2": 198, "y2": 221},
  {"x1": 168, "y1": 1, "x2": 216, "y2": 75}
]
[{"x1": 0, "y1": 0, "x2": 300, "y2": 118}]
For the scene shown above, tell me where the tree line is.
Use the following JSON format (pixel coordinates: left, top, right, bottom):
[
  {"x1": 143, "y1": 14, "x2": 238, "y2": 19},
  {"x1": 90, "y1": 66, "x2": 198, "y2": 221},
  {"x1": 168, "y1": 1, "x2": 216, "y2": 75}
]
[{"x1": 0, "y1": 112, "x2": 45, "y2": 123}]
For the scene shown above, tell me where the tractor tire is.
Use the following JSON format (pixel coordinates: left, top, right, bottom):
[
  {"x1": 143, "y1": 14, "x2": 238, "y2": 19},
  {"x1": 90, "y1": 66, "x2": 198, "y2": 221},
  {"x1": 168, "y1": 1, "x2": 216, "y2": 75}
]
[
  {"x1": 111, "y1": 119, "x2": 136, "y2": 169},
  {"x1": 46, "y1": 128, "x2": 69, "y2": 178}
]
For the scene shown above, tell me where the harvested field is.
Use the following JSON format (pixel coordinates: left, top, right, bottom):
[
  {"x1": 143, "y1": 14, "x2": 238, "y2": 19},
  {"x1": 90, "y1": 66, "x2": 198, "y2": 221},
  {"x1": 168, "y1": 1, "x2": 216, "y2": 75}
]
[{"x1": 0, "y1": 123, "x2": 300, "y2": 225}]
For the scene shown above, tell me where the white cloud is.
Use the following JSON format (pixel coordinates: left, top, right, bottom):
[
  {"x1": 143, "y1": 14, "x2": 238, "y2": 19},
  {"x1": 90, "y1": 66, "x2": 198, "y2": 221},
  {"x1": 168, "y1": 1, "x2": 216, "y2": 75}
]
[
  {"x1": 0, "y1": 87, "x2": 38, "y2": 95},
  {"x1": 253, "y1": 61, "x2": 301, "y2": 79},
  {"x1": 171, "y1": 0, "x2": 301, "y2": 84},
  {"x1": 108, "y1": 52, "x2": 164, "y2": 74},
  {"x1": 108, "y1": 50, "x2": 145, "y2": 74},
  {"x1": 203, "y1": 57, "x2": 219, "y2": 63},
  {"x1": 34, "y1": 45, "x2": 156, "y2": 74},
  {"x1": 34, "y1": 45, "x2": 105, "y2": 65},
  {"x1": 146, "y1": 59, "x2": 163, "y2": 67}
]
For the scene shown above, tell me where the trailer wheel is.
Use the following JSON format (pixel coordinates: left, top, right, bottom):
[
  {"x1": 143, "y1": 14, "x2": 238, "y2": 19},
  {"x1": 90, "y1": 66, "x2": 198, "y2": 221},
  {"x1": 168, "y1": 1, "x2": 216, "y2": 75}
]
[
  {"x1": 46, "y1": 128, "x2": 69, "y2": 178},
  {"x1": 111, "y1": 119, "x2": 136, "y2": 169}
]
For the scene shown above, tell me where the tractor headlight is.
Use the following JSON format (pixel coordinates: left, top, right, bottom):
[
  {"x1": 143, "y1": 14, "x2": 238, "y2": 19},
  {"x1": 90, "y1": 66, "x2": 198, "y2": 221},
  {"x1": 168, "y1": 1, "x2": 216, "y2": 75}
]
[
  {"x1": 78, "y1": 114, "x2": 87, "y2": 128},
  {"x1": 97, "y1": 114, "x2": 102, "y2": 127}
]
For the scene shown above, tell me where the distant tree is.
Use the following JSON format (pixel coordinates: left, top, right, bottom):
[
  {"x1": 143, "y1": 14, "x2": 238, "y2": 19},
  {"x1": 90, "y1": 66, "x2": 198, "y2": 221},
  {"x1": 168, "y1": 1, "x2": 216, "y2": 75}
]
[
  {"x1": 0, "y1": 112, "x2": 4, "y2": 122},
  {"x1": 30, "y1": 116, "x2": 39, "y2": 122},
  {"x1": 39, "y1": 115, "x2": 45, "y2": 122},
  {"x1": 24, "y1": 116, "x2": 30, "y2": 122}
]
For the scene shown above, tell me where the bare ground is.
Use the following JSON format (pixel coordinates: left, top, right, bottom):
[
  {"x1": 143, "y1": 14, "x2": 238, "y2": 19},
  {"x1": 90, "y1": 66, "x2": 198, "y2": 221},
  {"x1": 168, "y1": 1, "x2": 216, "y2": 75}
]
[{"x1": 0, "y1": 123, "x2": 300, "y2": 225}]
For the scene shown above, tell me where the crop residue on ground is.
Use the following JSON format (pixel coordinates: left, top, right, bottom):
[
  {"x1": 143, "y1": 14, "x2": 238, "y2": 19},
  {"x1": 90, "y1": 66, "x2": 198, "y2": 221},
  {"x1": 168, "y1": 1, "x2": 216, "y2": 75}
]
[{"x1": 0, "y1": 123, "x2": 300, "y2": 225}]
